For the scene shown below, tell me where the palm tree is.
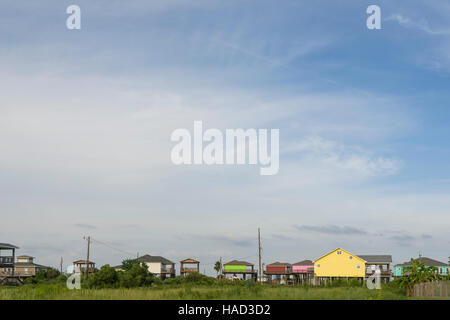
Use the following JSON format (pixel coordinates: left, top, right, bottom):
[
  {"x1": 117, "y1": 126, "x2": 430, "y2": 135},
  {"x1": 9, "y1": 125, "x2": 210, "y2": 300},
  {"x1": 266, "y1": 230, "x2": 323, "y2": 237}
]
[{"x1": 214, "y1": 261, "x2": 222, "y2": 278}]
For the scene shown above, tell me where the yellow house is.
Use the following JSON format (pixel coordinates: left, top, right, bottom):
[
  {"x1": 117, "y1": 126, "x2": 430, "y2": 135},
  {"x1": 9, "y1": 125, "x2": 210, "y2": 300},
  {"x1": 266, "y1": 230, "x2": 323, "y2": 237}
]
[{"x1": 314, "y1": 248, "x2": 365, "y2": 278}]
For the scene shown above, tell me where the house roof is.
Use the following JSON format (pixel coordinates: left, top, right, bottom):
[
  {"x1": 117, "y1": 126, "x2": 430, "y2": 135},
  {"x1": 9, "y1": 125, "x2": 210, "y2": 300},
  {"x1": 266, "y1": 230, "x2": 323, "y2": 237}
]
[
  {"x1": 137, "y1": 255, "x2": 174, "y2": 265},
  {"x1": 180, "y1": 258, "x2": 199, "y2": 263},
  {"x1": 292, "y1": 260, "x2": 314, "y2": 266},
  {"x1": 267, "y1": 262, "x2": 291, "y2": 267},
  {"x1": 357, "y1": 255, "x2": 392, "y2": 263},
  {"x1": 397, "y1": 257, "x2": 449, "y2": 267},
  {"x1": 73, "y1": 260, "x2": 95, "y2": 265},
  {"x1": 0, "y1": 243, "x2": 19, "y2": 249},
  {"x1": 394, "y1": 261, "x2": 410, "y2": 267},
  {"x1": 314, "y1": 248, "x2": 365, "y2": 263},
  {"x1": 17, "y1": 255, "x2": 34, "y2": 259},
  {"x1": 15, "y1": 262, "x2": 49, "y2": 268},
  {"x1": 224, "y1": 260, "x2": 254, "y2": 266}
]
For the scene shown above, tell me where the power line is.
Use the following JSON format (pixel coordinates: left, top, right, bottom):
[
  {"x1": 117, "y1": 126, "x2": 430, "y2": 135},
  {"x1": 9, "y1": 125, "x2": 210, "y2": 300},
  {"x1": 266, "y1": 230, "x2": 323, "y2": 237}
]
[{"x1": 90, "y1": 238, "x2": 136, "y2": 257}]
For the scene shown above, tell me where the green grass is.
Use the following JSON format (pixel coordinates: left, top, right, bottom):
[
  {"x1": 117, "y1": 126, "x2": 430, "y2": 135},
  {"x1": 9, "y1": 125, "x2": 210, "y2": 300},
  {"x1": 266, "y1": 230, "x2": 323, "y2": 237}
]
[{"x1": 0, "y1": 283, "x2": 412, "y2": 300}]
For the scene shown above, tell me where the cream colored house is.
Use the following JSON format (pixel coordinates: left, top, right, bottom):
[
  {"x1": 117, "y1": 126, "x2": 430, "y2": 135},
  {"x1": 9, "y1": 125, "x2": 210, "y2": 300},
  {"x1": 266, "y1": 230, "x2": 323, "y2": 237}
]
[
  {"x1": 139, "y1": 255, "x2": 175, "y2": 278},
  {"x1": 115, "y1": 254, "x2": 175, "y2": 279},
  {"x1": 14, "y1": 255, "x2": 49, "y2": 278}
]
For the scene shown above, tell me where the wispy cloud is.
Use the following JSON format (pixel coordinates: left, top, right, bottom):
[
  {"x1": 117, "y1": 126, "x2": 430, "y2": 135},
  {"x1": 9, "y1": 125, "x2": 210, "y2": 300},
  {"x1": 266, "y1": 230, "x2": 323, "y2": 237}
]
[
  {"x1": 387, "y1": 14, "x2": 450, "y2": 35},
  {"x1": 389, "y1": 234, "x2": 414, "y2": 247},
  {"x1": 75, "y1": 223, "x2": 97, "y2": 230},
  {"x1": 284, "y1": 136, "x2": 401, "y2": 177},
  {"x1": 294, "y1": 225, "x2": 367, "y2": 235},
  {"x1": 202, "y1": 234, "x2": 255, "y2": 247}
]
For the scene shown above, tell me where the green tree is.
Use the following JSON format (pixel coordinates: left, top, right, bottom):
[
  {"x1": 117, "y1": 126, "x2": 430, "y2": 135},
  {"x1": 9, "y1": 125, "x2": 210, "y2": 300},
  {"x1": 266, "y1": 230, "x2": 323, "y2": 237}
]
[
  {"x1": 214, "y1": 261, "x2": 222, "y2": 277},
  {"x1": 46, "y1": 268, "x2": 60, "y2": 279},
  {"x1": 35, "y1": 269, "x2": 47, "y2": 281},
  {"x1": 118, "y1": 263, "x2": 154, "y2": 288},
  {"x1": 121, "y1": 259, "x2": 139, "y2": 271},
  {"x1": 398, "y1": 258, "x2": 442, "y2": 296},
  {"x1": 87, "y1": 264, "x2": 119, "y2": 288}
]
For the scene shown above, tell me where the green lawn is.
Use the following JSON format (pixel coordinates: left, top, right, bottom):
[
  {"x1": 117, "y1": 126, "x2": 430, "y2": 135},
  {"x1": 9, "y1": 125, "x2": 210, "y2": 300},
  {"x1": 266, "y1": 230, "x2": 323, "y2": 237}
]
[{"x1": 0, "y1": 284, "x2": 412, "y2": 300}]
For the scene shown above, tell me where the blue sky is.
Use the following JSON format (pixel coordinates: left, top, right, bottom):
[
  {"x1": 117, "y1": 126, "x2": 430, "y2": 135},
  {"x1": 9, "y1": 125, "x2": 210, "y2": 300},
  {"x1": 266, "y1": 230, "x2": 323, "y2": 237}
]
[{"x1": 0, "y1": 1, "x2": 449, "y2": 273}]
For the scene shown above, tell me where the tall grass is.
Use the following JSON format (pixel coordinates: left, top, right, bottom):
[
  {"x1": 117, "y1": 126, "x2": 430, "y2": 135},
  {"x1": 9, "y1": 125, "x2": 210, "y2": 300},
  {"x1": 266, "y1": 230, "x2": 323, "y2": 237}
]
[{"x1": 0, "y1": 283, "x2": 410, "y2": 300}]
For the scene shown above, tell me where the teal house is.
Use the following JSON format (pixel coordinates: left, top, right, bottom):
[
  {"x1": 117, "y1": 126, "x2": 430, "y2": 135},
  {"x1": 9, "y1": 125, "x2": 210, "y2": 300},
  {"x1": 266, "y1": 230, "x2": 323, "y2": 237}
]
[{"x1": 394, "y1": 257, "x2": 449, "y2": 277}]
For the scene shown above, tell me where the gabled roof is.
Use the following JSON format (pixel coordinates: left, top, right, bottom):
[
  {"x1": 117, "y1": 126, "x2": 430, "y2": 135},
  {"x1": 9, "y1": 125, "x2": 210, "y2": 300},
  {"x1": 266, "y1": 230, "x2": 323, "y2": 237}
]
[
  {"x1": 138, "y1": 254, "x2": 174, "y2": 265},
  {"x1": 180, "y1": 258, "x2": 199, "y2": 263},
  {"x1": 73, "y1": 260, "x2": 95, "y2": 264},
  {"x1": 357, "y1": 255, "x2": 392, "y2": 263},
  {"x1": 292, "y1": 260, "x2": 314, "y2": 266},
  {"x1": 397, "y1": 257, "x2": 449, "y2": 267},
  {"x1": 224, "y1": 260, "x2": 253, "y2": 266},
  {"x1": 314, "y1": 248, "x2": 366, "y2": 263},
  {"x1": 267, "y1": 262, "x2": 291, "y2": 267},
  {"x1": 0, "y1": 243, "x2": 19, "y2": 249}
]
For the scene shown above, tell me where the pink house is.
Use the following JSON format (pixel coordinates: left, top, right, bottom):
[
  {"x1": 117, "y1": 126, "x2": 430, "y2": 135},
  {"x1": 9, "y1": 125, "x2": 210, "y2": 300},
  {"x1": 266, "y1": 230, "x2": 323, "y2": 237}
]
[
  {"x1": 292, "y1": 260, "x2": 314, "y2": 274},
  {"x1": 291, "y1": 260, "x2": 314, "y2": 285}
]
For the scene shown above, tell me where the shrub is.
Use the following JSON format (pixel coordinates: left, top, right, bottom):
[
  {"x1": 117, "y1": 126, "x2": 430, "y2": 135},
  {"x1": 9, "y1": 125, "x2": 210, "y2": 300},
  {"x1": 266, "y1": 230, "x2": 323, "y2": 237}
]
[
  {"x1": 163, "y1": 277, "x2": 182, "y2": 285},
  {"x1": 23, "y1": 268, "x2": 63, "y2": 285},
  {"x1": 46, "y1": 268, "x2": 61, "y2": 279},
  {"x1": 182, "y1": 272, "x2": 215, "y2": 285},
  {"x1": 87, "y1": 265, "x2": 119, "y2": 289},
  {"x1": 118, "y1": 263, "x2": 154, "y2": 288}
]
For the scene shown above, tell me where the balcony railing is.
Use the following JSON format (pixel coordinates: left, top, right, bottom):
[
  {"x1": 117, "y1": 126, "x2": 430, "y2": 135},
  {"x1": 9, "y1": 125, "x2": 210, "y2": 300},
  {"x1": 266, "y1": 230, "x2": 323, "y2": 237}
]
[
  {"x1": 74, "y1": 267, "x2": 96, "y2": 274},
  {"x1": 365, "y1": 270, "x2": 392, "y2": 277},
  {"x1": 180, "y1": 267, "x2": 199, "y2": 273},
  {"x1": 264, "y1": 270, "x2": 291, "y2": 275},
  {"x1": 0, "y1": 270, "x2": 13, "y2": 277},
  {"x1": 0, "y1": 256, "x2": 14, "y2": 264},
  {"x1": 160, "y1": 268, "x2": 175, "y2": 274}
]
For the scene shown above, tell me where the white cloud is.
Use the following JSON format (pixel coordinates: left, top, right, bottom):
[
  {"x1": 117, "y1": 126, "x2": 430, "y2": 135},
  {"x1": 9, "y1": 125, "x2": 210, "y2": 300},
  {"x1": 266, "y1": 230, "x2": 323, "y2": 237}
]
[
  {"x1": 387, "y1": 13, "x2": 450, "y2": 35},
  {"x1": 283, "y1": 136, "x2": 400, "y2": 177}
]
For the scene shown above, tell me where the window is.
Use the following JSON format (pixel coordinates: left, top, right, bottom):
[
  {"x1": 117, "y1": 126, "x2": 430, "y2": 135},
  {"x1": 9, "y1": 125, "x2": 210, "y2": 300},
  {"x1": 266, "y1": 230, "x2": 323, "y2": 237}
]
[
  {"x1": 317, "y1": 264, "x2": 321, "y2": 268},
  {"x1": 349, "y1": 256, "x2": 353, "y2": 260},
  {"x1": 337, "y1": 251, "x2": 342, "y2": 255},
  {"x1": 357, "y1": 264, "x2": 361, "y2": 269}
]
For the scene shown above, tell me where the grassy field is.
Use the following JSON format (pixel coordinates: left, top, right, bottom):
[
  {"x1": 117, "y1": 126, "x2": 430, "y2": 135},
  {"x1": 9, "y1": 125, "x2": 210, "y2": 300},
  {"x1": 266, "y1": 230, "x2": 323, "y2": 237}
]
[{"x1": 0, "y1": 283, "x2": 414, "y2": 300}]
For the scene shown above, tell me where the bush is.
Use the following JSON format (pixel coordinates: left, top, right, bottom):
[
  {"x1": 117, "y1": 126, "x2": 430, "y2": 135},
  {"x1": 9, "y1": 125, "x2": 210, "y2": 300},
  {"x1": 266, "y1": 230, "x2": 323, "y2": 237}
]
[
  {"x1": 163, "y1": 277, "x2": 182, "y2": 285},
  {"x1": 86, "y1": 265, "x2": 119, "y2": 289},
  {"x1": 182, "y1": 272, "x2": 215, "y2": 285},
  {"x1": 118, "y1": 263, "x2": 154, "y2": 288},
  {"x1": 23, "y1": 268, "x2": 63, "y2": 285},
  {"x1": 84, "y1": 261, "x2": 155, "y2": 289},
  {"x1": 46, "y1": 268, "x2": 61, "y2": 279}
]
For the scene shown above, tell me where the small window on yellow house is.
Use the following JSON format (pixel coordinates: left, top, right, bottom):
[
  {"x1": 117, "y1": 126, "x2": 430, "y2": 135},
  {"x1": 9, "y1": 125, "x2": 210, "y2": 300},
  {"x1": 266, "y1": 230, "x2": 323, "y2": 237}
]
[
  {"x1": 357, "y1": 264, "x2": 361, "y2": 269},
  {"x1": 317, "y1": 264, "x2": 321, "y2": 268},
  {"x1": 337, "y1": 251, "x2": 342, "y2": 255},
  {"x1": 349, "y1": 256, "x2": 353, "y2": 260}
]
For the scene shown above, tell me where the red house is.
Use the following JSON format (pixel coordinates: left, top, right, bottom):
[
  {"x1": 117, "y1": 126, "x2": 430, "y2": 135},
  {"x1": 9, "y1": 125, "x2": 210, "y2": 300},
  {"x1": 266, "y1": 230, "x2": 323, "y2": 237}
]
[{"x1": 265, "y1": 262, "x2": 291, "y2": 274}]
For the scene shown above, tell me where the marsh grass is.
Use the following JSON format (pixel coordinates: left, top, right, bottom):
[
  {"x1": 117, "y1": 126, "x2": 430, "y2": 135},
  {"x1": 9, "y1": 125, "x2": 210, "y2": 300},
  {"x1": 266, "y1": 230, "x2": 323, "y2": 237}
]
[{"x1": 0, "y1": 283, "x2": 411, "y2": 300}]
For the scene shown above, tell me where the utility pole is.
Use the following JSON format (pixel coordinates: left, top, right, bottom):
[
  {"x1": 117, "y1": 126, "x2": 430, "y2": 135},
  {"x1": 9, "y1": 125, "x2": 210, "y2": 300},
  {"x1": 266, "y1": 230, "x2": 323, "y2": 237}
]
[
  {"x1": 258, "y1": 228, "x2": 262, "y2": 284},
  {"x1": 60, "y1": 257, "x2": 63, "y2": 274},
  {"x1": 85, "y1": 236, "x2": 91, "y2": 279},
  {"x1": 219, "y1": 257, "x2": 222, "y2": 276}
]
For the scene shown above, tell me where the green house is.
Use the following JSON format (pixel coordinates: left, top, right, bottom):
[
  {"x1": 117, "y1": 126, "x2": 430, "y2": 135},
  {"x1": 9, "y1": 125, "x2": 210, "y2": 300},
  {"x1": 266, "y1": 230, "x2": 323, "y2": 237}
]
[
  {"x1": 222, "y1": 260, "x2": 257, "y2": 280},
  {"x1": 394, "y1": 257, "x2": 449, "y2": 277},
  {"x1": 223, "y1": 260, "x2": 254, "y2": 273}
]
